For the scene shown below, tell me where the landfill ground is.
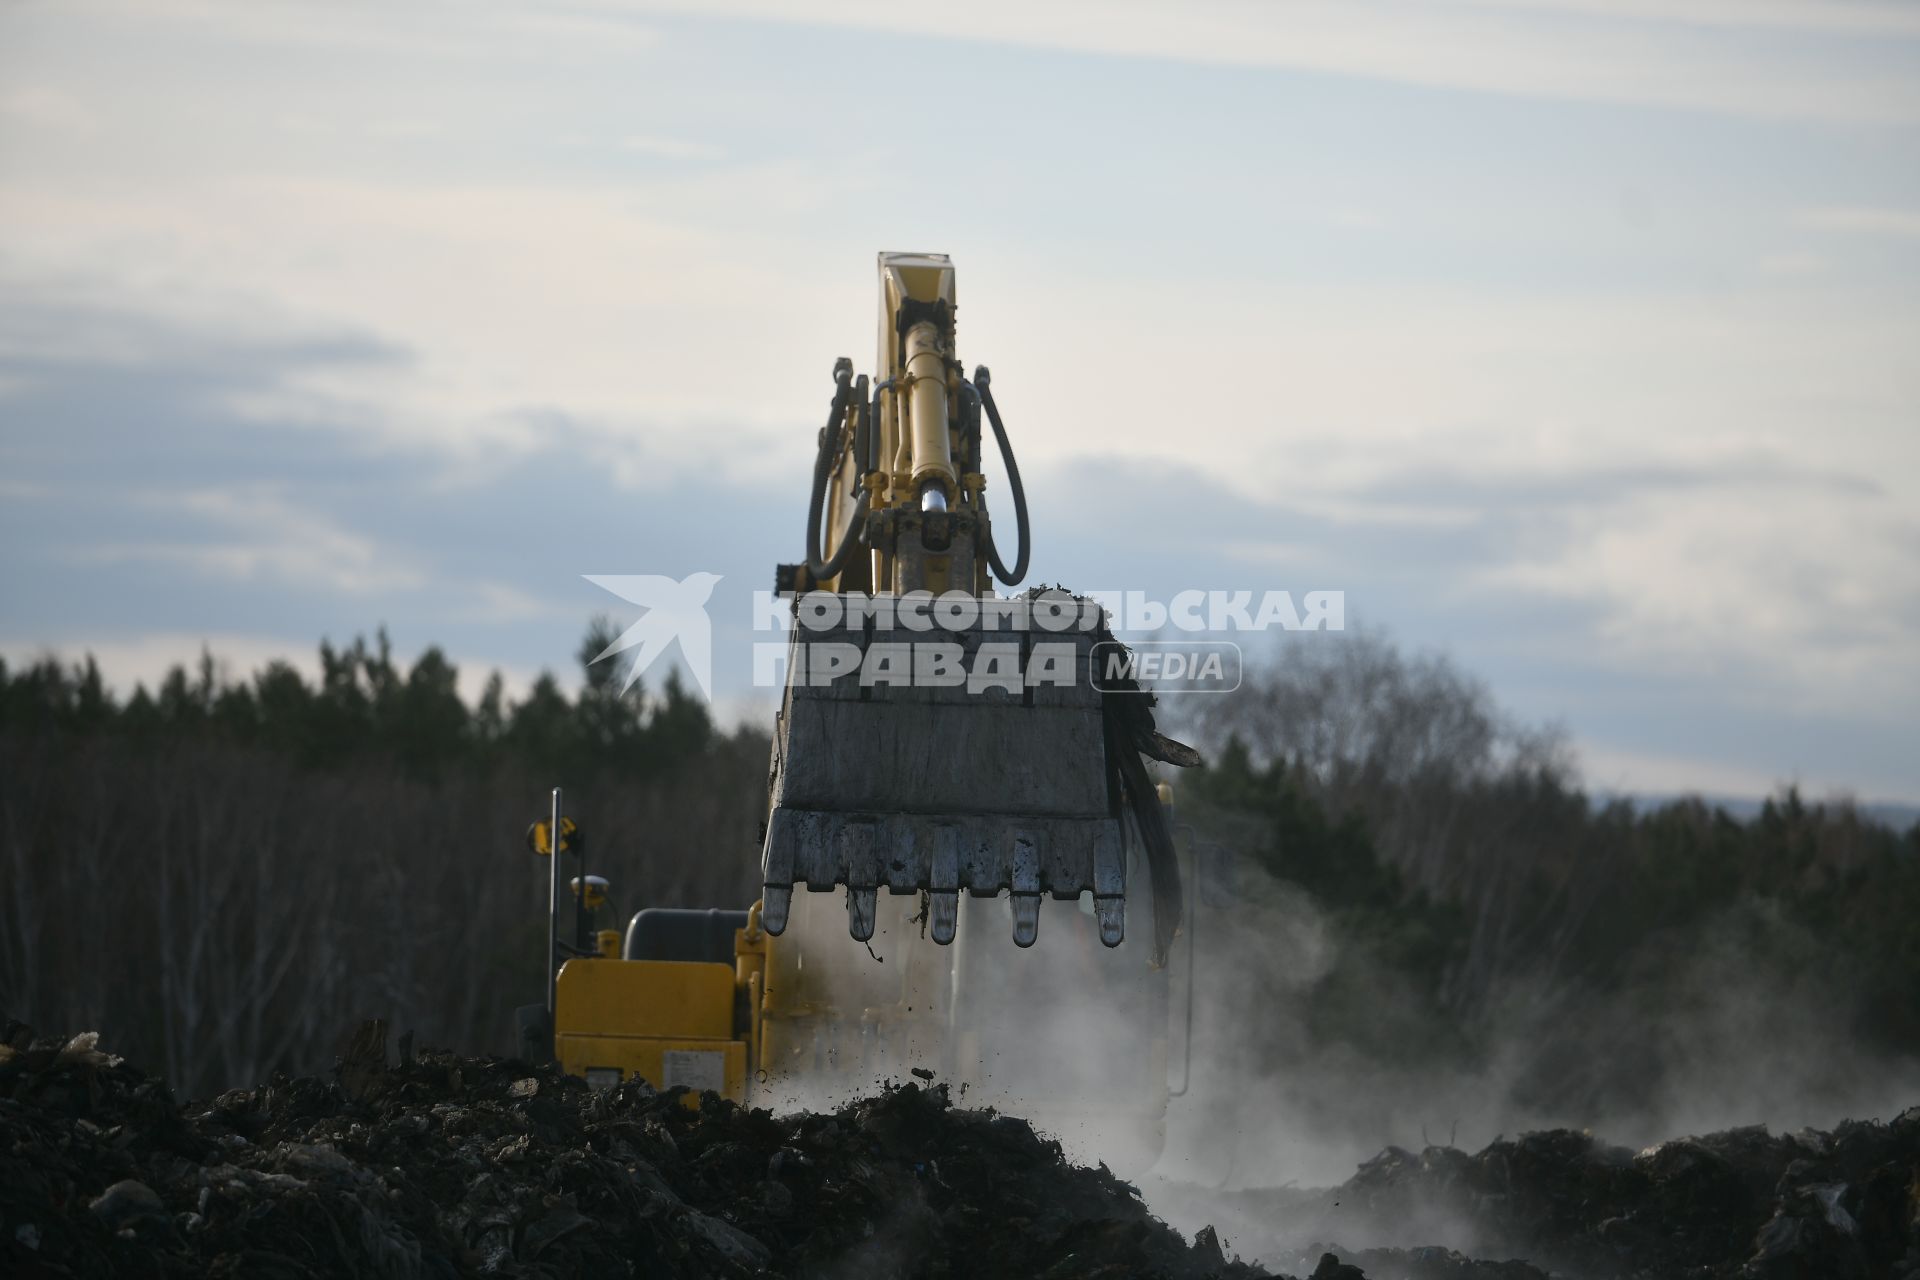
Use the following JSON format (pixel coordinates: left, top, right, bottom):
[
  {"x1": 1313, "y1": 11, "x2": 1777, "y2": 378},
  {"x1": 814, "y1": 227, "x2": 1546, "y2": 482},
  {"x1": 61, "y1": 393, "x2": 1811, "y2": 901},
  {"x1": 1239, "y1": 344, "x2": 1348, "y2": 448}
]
[{"x1": 2, "y1": 1020, "x2": 1915, "y2": 1279}]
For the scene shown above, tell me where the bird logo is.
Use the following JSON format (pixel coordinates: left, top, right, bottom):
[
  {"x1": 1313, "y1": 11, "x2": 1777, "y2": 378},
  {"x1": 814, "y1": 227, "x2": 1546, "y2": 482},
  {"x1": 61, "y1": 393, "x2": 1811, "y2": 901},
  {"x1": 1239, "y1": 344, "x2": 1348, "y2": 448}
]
[{"x1": 581, "y1": 572, "x2": 723, "y2": 700}]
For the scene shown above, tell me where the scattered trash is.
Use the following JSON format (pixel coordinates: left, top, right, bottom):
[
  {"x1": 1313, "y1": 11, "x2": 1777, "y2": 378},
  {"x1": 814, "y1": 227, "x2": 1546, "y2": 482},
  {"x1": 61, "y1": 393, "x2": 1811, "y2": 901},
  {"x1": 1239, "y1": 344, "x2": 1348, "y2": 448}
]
[{"x1": 86, "y1": 1180, "x2": 166, "y2": 1231}]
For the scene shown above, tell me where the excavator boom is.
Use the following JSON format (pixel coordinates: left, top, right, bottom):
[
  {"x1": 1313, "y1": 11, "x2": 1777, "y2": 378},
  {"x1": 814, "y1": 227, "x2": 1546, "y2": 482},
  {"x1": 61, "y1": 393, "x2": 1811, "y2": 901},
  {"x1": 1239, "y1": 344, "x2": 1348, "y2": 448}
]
[{"x1": 760, "y1": 252, "x2": 1190, "y2": 957}]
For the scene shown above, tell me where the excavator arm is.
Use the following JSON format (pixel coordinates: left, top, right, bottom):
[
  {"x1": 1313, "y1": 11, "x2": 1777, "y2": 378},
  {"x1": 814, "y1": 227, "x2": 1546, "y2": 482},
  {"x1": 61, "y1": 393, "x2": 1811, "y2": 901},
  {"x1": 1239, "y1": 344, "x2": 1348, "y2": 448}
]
[{"x1": 762, "y1": 252, "x2": 1193, "y2": 963}]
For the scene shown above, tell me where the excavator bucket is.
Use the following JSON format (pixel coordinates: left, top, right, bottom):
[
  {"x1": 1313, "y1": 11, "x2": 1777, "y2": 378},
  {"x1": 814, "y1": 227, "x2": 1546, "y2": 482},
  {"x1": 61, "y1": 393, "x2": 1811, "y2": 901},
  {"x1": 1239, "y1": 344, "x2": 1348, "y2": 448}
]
[{"x1": 758, "y1": 598, "x2": 1130, "y2": 951}]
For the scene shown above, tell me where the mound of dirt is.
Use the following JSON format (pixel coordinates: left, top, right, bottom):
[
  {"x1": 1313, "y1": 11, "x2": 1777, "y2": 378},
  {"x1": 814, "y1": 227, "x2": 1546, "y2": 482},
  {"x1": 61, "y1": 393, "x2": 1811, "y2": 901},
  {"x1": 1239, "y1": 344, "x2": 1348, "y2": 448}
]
[
  {"x1": 4, "y1": 1018, "x2": 1913, "y2": 1278},
  {"x1": 2, "y1": 1019, "x2": 1270, "y2": 1279},
  {"x1": 1228, "y1": 1111, "x2": 1920, "y2": 1279}
]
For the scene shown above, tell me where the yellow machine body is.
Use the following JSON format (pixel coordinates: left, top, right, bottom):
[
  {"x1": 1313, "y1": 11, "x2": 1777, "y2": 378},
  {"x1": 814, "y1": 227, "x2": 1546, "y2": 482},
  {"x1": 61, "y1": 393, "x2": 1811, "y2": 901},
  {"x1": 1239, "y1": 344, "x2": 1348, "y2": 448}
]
[{"x1": 552, "y1": 912, "x2": 768, "y2": 1106}]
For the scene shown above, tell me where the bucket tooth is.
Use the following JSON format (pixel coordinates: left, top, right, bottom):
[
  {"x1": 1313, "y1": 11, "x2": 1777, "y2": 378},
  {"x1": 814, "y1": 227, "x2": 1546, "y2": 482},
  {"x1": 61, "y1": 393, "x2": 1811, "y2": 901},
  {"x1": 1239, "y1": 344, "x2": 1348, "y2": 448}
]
[
  {"x1": 1092, "y1": 825, "x2": 1125, "y2": 947},
  {"x1": 928, "y1": 825, "x2": 959, "y2": 944},
  {"x1": 760, "y1": 808, "x2": 797, "y2": 937},
  {"x1": 848, "y1": 886, "x2": 878, "y2": 941},
  {"x1": 1011, "y1": 894, "x2": 1040, "y2": 947},
  {"x1": 930, "y1": 890, "x2": 959, "y2": 944},
  {"x1": 763, "y1": 884, "x2": 793, "y2": 936},
  {"x1": 1008, "y1": 829, "x2": 1043, "y2": 945}
]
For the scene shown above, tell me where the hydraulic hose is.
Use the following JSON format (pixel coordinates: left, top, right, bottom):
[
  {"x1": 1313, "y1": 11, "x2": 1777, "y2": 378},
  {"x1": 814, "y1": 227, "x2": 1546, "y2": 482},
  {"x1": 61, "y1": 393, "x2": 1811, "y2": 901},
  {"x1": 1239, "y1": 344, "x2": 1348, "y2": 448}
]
[
  {"x1": 956, "y1": 380, "x2": 982, "y2": 479},
  {"x1": 805, "y1": 361, "x2": 867, "y2": 583},
  {"x1": 972, "y1": 365, "x2": 1030, "y2": 586}
]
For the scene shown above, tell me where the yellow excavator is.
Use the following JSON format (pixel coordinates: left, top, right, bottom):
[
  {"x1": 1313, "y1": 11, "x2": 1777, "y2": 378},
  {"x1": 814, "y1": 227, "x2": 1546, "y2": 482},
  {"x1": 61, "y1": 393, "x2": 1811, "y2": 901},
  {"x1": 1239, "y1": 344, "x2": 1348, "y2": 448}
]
[{"x1": 520, "y1": 252, "x2": 1198, "y2": 1151}]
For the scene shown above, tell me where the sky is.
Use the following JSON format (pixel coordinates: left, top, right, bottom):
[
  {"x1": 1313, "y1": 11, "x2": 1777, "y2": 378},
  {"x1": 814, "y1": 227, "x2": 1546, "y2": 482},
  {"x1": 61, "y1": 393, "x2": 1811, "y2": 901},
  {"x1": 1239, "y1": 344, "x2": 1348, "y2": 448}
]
[{"x1": 1, "y1": 0, "x2": 1916, "y2": 802}]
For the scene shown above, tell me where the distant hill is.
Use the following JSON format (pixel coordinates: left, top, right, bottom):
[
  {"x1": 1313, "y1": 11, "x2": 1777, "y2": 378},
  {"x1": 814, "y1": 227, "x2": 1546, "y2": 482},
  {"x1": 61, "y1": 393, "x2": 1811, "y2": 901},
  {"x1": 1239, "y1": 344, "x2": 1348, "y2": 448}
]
[{"x1": 1607, "y1": 791, "x2": 1920, "y2": 834}]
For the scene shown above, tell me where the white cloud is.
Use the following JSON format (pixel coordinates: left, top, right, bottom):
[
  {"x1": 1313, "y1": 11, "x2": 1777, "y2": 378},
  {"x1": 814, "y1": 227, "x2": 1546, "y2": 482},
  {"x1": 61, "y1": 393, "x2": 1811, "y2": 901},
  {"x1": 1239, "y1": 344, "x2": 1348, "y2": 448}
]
[
  {"x1": 1481, "y1": 481, "x2": 1920, "y2": 719},
  {"x1": 0, "y1": 86, "x2": 96, "y2": 133},
  {"x1": 44, "y1": 0, "x2": 661, "y2": 59},
  {"x1": 461, "y1": 582, "x2": 556, "y2": 626},
  {"x1": 971, "y1": 273, "x2": 1920, "y2": 506},
  {"x1": 1470, "y1": 0, "x2": 1920, "y2": 38},
  {"x1": 610, "y1": 0, "x2": 1920, "y2": 122},
  {"x1": 1755, "y1": 251, "x2": 1826, "y2": 277},
  {"x1": 0, "y1": 173, "x2": 862, "y2": 480},
  {"x1": 73, "y1": 488, "x2": 432, "y2": 595},
  {"x1": 1797, "y1": 206, "x2": 1920, "y2": 239},
  {"x1": 54, "y1": 487, "x2": 564, "y2": 628},
  {"x1": 618, "y1": 134, "x2": 720, "y2": 159}
]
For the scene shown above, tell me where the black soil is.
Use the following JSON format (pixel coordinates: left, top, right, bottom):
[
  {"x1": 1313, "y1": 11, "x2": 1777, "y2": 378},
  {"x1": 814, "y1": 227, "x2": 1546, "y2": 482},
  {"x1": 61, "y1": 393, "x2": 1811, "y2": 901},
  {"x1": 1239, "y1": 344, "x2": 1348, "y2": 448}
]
[{"x1": 2, "y1": 1021, "x2": 1914, "y2": 1278}]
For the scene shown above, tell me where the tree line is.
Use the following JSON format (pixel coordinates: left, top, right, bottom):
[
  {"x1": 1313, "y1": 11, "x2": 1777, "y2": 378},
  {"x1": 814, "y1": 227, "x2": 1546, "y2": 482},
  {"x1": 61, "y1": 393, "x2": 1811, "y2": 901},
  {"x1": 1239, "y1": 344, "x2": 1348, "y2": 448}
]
[
  {"x1": 0, "y1": 625, "x2": 765, "y2": 1097},
  {"x1": 3, "y1": 626, "x2": 1914, "y2": 1127}
]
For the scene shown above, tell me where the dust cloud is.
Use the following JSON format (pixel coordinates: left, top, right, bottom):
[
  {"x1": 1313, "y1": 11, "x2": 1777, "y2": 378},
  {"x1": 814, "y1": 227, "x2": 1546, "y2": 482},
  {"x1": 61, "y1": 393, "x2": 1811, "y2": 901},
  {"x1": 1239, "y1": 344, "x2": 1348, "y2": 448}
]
[{"x1": 756, "y1": 836, "x2": 1916, "y2": 1270}]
